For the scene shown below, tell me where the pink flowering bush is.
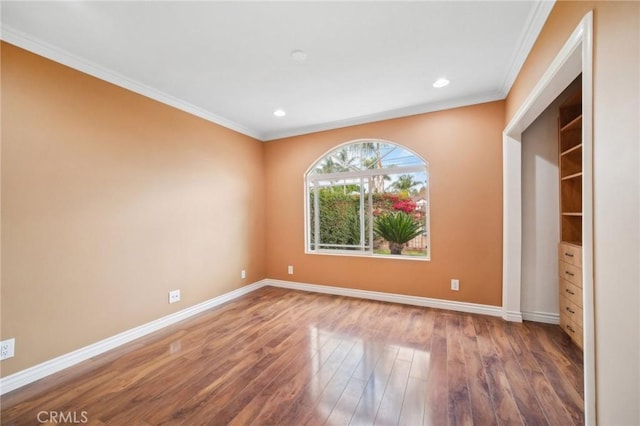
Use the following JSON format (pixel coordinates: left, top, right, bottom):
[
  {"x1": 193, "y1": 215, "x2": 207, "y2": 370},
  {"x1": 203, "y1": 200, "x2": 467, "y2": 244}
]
[{"x1": 392, "y1": 200, "x2": 416, "y2": 213}]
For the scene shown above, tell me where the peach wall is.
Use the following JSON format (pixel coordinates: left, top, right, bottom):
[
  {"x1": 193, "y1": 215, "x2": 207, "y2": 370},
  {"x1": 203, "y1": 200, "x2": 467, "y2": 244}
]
[
  {"x1": 265, "y1": 101, "x2": 505, "y2": 306},
  {"x1": 506, "y1": 2, "x2": 640, "y2": 423},
  {"x1": 0, "y1": 43, "x2": 266, "y2": 376}
]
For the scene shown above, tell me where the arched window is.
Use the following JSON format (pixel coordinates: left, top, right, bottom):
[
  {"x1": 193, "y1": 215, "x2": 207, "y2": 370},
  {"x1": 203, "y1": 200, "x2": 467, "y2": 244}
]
[{"x1": 305, "y1": 139, "x2": 430, "y2": 259}]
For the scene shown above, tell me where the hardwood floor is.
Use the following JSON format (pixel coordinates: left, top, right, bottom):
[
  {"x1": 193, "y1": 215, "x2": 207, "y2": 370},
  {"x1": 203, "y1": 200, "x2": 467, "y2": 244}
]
[{"x1": 1, "y1": 287, "x2": 584, "y2": 425}]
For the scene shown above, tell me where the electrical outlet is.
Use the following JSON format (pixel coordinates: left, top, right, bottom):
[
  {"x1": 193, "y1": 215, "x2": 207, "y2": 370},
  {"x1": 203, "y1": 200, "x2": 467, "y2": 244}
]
[
  {"x1": 451, "y1": 279, "x2": 460, "y2": 291},
  {"x1": 241, "y1": 270, "x2": 246, "y2": 279},
  {"x1": 287, "y1": 265, "x2": 294, "y2": 275},
  {"x1": 169, "y1": 289, "x2": 181, "y2": 304},
  {"x1": 1, "y1": 338, "x2": 15, "y2": 360}
]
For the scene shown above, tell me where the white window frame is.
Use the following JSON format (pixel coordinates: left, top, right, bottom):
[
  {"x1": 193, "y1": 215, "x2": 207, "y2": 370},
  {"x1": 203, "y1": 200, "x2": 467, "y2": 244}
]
[{"x1": 304, "y1": 140, "x2": 430, "y2": 261}]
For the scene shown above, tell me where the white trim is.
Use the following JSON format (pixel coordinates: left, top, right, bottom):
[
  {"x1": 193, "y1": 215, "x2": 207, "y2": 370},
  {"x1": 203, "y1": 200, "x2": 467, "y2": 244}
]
[
  {"x1": 262, "y1": 91, "x2": 504, "y2": 141},
  {"x1": 579, "y1": 13, "x2": 596, "y2": 426},
  {"x1": 0, "y1": 25, "x2": 521, "y2": 144},
  {"x1": 502, "y1": 12, "x2": 595, "y2": 425},
  {"x1": 0, "y1": 280, "x2": 268, "y2": 395},
  {"x1": 0, "y1": 278, "x2": 510, "y2": 395},
  {"x1": 502, "y1": 13, "x2": 584, "y2": 319},
  {"x1": 503, "y1": 310, "x2": 524, "y2": 323},
  {"x1": 266, "y1": 0, "x2": 556, "y2": 144},
  {"x1": 305, "y1": 250, "x2": 429, "y2": 261},
  {"x1": 522, "y1": 310, "x2": 560, "y2": 324},
  {"x1": 266, "y1": 279, "x2": 503, "y2": 318},
  {"x1": 504, "y1": 26, "x2": 584, "y2": 137},
  {"x1": 500, "y1": 1, "x2": 556, "y2": 96},
  {"x1": 1, "y1": 1, "x2": 555, "y2": 145},
  {"x1": 303, "y1": 138, "x2": 431, "y2": 262},
  {"x1": 303, "y1": 138, "x2": 431, "y2": 177},
  {"x1": 309, "y1": 164, "x2": 426, "y2": 182},
  {"x1": 0, "y1": 26, "x2": 262, "y2": 141}
]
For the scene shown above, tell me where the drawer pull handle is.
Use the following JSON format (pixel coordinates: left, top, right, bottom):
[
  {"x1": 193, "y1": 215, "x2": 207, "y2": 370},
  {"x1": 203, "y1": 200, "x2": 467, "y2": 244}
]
[
  {"x1": 564, "y1": 252, "x2": 574, "y2": 257},
  {"x1": 565, "y1": 288, "x2": 575, "y2": 295},
  {"x1": 565, "y1": 271, "x2": 575, "y2": 277},
  {"x1": 566, "y1": 325, "x2": 576, "y2": 333},
  {"x1": 565, "y1": 306, "x2": 575, "y2": 314}
]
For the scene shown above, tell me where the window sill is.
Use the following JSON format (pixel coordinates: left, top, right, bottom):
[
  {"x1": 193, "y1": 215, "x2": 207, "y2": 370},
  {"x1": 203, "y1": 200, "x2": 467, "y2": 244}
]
[{"x1": 305, "y1": 250, "x2": 430, "y2": 261}]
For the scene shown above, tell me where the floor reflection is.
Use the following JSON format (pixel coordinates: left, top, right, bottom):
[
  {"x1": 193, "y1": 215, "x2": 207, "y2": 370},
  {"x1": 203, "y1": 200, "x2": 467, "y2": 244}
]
[{"x1": 307, "y1": 326, "x2": 431, "y2": 425}]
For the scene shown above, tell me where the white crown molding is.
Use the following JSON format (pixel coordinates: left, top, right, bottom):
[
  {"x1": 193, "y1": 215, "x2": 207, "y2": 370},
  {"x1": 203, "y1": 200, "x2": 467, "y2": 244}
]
[
  {"x1": 0, "y1": 280, "x2": 268, "y2": 395},
  {"x1": 0, "y1": 26, "x2": 263, "y2": 141},
  {"x1": 262, "y1": 91, "x2": 504, "y2": 141},
  {"x1": 500, "y1": 0, "x2": 556, "y2": 97},
  {"x1": 1, "y1": 2, "x2": 552, "y2": 144},
  {"x1": 266, "y1": 279, "x2": 503, "y2": 318},
  {"x1": 1, "y1": 18, "x2": 533, "y2": 144},
  {"x1": 522, "y1": 310, "x2": 560, "y2": 325}
]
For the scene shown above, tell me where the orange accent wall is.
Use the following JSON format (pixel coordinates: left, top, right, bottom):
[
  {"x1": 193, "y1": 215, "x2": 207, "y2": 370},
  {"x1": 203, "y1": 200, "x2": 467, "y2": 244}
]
[
  {"x1": 1, "y1": 42, "x2": 266, "y2": 376},
  {"x1": 264, "y1": 101, "x2": 505, "y2": 306}
]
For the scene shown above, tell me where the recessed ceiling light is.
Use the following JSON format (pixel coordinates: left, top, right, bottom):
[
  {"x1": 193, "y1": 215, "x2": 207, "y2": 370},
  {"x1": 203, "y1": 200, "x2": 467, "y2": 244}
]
[
  {"x1": 433, "y1": 78, "x2": 450, "y2": 88},
  {"x1": 290, "y1": 49, "x2": 307, "y2": 62},
  {"x1": 273, "y1": 109, "x2": 286, "y2": 117}
]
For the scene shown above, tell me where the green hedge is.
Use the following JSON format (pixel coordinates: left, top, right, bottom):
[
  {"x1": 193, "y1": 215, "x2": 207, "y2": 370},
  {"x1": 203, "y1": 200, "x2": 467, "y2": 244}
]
[{"x1": 310, "y1": 190, "x2": 362, "y2": 247}]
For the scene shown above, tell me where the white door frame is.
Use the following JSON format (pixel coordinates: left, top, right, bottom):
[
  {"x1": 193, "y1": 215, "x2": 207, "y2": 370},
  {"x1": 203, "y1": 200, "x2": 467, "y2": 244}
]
[{"x1": 501, "y1": 12, "x2": 595, "y2": 425}]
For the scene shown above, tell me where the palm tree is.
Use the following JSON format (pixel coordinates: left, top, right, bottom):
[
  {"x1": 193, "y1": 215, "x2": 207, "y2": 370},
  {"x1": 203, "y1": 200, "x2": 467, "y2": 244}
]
[
  {"x1": 364, "y1": 142, "x2": 385, "y2": 192},
  {"x1": 315, "y1": 157, "x2": 341, "y2": 174},
  {"x1": 334, "y1": 148, "x2": 356, "y2": 172},
  {"x1": 362, "y1": 151, "x2": 389, "y2": 193},
  {"x1": 391, "y1": 174, "x2": 419, "y2": 194},
  {"x1": 374, "y1": 211, "x2": 423, "y2": 255}
]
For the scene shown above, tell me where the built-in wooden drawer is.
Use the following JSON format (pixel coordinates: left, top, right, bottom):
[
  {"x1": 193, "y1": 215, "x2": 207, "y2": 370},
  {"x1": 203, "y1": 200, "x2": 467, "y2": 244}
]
[
  {"x1": 560, "y1": 297, "x2": 583, "y2": 327},
  {"x1": 559, "y1": 278, "x2": 582, "y2": 307},
  {"x1": 560, "y1": 315, "x2": 583, "y2": 349},
  {"x1": 559, "y1": 242, "x2": 582, "y2": 267},
  {"x1": 559, "y1": 260, "x2": 582, "y2": 287}
]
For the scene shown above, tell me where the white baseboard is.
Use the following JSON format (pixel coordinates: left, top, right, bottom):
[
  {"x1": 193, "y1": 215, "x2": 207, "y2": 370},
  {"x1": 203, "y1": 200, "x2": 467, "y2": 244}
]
[
  {"x1": 1, "y1": 278, "x2": 509, "y2": 395},
  {"x1": 502, "y1": 310, "x2": 524, "y2": 323},
  {"x1": 266, "y1": 279, "x2": 503, "y2": 318},
  {"x1": 522, "y1": 310, "x2": 560, "y2": 324},
  {"x1": 0, "y1": 280, "x2": 268, "y2": 395}
]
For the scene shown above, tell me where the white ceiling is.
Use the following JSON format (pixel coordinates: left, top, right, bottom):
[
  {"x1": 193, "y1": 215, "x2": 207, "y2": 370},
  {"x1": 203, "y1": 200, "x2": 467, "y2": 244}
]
[{"x1": 1, "y1": 1, "x2": 554, "y2": 141}]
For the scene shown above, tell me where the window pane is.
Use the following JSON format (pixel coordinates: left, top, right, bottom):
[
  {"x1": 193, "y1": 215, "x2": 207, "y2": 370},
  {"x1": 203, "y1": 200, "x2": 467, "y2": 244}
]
[
  {"x1": 307, "y1": 140, "x2": 429, "y2": 259},
  {"x1": 311, "y1": 180, "x2": 365, "y2": 252},
  {"x1": 309, "y1": 141, "x2": 429, "y2": 176}
]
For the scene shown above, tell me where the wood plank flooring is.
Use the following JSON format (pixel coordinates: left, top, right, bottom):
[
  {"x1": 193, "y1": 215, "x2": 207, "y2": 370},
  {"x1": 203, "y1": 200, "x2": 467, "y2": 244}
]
[{"x1": 1, "y1": 287, "x2": 584, "y2": 425}]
